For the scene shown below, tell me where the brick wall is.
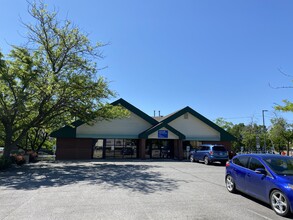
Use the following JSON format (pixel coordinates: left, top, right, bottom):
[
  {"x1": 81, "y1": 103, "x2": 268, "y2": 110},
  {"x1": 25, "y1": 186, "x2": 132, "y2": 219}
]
[{"x1": 56, "y1": 138, "x2": 94, "y2": 160}]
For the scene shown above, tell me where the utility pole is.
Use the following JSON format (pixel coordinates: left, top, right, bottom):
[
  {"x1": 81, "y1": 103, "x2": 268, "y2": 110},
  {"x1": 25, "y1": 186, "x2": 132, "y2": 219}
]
[{"x1": 262, "y1": 110, "x2": 268, "y2": 153}]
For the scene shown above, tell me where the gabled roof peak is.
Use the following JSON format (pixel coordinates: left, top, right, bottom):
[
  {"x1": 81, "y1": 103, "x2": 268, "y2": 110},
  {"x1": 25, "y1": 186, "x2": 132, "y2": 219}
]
[{"x1": 112, "y1": 98, "x2": 158, "y2": 125}]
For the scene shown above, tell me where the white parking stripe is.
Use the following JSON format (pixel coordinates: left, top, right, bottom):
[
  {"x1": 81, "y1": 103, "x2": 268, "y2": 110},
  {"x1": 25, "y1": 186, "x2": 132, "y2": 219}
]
[{"x1": 247, "y1": 209, "x2": 274, "y2": 220}]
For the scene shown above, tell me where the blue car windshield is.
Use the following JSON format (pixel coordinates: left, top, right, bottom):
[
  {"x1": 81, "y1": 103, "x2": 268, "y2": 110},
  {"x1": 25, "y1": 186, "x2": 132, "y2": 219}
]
[{"x1": 263, "y1": 157, "x2": 293, "y2": 175}]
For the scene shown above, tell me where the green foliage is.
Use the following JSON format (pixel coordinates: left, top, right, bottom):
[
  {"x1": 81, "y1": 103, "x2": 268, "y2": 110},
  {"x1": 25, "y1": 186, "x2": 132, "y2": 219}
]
[
  {"x1": 240, "y1": 123, "x2": 263, "y2": 152},
  {"x1": 17, "y1": 127, "x2": 54, "y2": 153},
  {"x1": 0, "y1": 2, "x2": 129, "y2": 158},
  {"x1": 214, "y1": 117, "x2": 234, "y2": 131},
  {"x1": 227, "y1": 123, "x2": 246, "y2": 152},
  {"x1": 269, "y1": 117, "x2": 293, "y2": 155},
  {"x1": 275, "y1": 100, "x2": 293, "y2": 112},
  {"x1": 215, "y1": 117, "x2": 270, "y2": 152},
  {"x1": 215, "y1": 116, "x2": 293, "y2": 154}
]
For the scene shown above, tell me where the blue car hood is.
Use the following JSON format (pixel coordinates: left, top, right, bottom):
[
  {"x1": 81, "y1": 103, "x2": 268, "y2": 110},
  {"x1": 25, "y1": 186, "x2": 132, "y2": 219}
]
[{"x1": 278, "y1": 175, "x2": 293, "y2": 183}]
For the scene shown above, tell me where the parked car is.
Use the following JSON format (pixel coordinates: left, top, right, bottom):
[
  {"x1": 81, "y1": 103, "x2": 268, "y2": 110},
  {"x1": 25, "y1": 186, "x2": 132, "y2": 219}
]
[
  {"x1": 225, "y1": 154, "x2": 293, "y2": 217},
  {"x1": 190, "y1": 144, "x2": 228, "y2": 165}
]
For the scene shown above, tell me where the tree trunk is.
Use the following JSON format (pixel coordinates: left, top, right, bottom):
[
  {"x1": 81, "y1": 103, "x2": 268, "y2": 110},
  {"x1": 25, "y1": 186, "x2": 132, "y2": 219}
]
[
  {"x1": 2, "y1": 126, "x2": 29, "y2": 159},
  {"x1": 3, "y1": 131, "x2": 14, "y2": 159}
]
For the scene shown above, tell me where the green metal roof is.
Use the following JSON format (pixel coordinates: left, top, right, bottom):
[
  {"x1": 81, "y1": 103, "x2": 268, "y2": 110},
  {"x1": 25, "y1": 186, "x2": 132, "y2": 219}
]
[
  {"x1": 111, "y1": 98, "x2": 158, "y2": 125},
  {"x1": 50, "y1": 125, "x2": 76, "y2": 138},
  {"x1": 50, "y1": 98, "x2": 157, "y2": 138},
  {"x1": 50, "y1": 98, "x2": 236, "y2": 141},
  {"x1": 139, "y1": 122, "x2": 186, "y2": 139}
]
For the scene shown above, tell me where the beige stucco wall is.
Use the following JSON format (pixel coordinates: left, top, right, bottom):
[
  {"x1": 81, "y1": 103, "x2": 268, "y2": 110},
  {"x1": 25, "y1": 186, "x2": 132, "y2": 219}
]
[
  {"x1": 76, "y1": 112, "x2": 152, "y2": 138},
  {"x1": 169, "y1": 113, "x2": 220, "y2": 140}
]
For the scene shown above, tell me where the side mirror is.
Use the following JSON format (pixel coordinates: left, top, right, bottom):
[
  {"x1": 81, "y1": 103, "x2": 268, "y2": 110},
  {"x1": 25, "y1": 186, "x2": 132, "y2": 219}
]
[{"x1": 255, "y1": 168, "x2": 267, "y2": 175}]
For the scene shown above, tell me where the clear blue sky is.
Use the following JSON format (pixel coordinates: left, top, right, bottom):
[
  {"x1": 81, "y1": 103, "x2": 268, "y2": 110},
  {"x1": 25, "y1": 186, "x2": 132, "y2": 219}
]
[{"x1": 1, "y1": 0, "x2": 293, "y2": 126}]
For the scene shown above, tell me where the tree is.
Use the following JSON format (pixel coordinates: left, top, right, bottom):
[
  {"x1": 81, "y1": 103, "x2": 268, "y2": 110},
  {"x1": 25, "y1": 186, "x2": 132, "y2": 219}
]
[
  {"x1": 275, "y1": 100, "x2": 293, "y2": 112},
  {"x1": 240, "y1": 123, "x2": 259, "y2": 152},
  {"x1": 20, "y1": 128, "x2": 52, "y2": 153},
  {"x1": 227, "y1": 123, "x2": 246, "y2": 152},
  {"x1": 214, "y1": 117, "x2": 233, "y2": 131},
  {"x1": 0, "y1": 2, "x2": 128, "y2": 159},
  {"x1": 269, "y1": 117, "x2": 293, "y2": 155}
]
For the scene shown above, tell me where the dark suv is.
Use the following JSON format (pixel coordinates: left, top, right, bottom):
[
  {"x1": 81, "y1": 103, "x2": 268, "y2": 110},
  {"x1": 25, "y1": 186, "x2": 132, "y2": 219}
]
[{"x1": 190, "y1": 144, "x2": 228, "y2": 165}]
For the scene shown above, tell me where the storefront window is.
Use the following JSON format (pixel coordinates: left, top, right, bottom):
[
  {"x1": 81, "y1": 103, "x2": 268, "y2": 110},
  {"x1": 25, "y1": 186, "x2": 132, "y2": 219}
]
[
  {"x1": 104, "y1": 139, "x2": 137, "y2": 159},
  {"x1": 105, "y1": 139, "x2": 115, "y2": 158}
]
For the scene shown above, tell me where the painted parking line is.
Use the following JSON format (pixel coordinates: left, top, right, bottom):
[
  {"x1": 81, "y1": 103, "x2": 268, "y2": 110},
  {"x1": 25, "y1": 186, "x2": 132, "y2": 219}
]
[{"x1": 247, "y1": 209, "x2": 274, "y2": 220}]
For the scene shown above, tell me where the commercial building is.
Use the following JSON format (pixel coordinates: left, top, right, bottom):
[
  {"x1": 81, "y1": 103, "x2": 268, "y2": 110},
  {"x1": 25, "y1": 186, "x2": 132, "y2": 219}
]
[{"x1": 51, "y1": 98, "x2": 236, "y2": 160}]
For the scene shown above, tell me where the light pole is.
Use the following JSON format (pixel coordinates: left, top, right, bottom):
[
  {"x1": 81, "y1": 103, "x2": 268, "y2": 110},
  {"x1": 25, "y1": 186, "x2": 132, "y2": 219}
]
[{"x1": 262, "y1": 110, "x2": 268, "y2": 153}]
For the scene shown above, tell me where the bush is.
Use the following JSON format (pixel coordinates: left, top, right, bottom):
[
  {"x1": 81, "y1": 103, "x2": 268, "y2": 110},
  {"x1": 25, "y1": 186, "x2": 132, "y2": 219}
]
[
  {"x1": 16, "y1": 155, "x2": 26, "y2": 165},
  {"x1": 0, "y1": 156, "x2": 12, "y2": 170},
  {"x1": 27, "y1": 150, "x2": 38, "y2": 163},
  {"x1": 10, "y1": 154, "x2": 26, "y2": 166}
]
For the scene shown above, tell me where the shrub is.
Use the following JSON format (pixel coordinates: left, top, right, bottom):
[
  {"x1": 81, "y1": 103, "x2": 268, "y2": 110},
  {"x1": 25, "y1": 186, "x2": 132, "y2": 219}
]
[
  {"x1": 15, "y1": 155, "x2": 26, "y2": 166},
  {"x1": 0, "y1": 156, "x2": 12, "y2": 170},
  {"x1": 27, "y1": 150, "x2": 38, "y2": 163},
  {"x1": 10, "y1": 154, "x2": 26, "y2": 166}
]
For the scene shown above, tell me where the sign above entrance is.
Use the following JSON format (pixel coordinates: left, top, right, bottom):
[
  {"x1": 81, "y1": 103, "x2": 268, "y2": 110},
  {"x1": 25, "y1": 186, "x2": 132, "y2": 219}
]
[{"x1": 158, "y1": 130, "x2": 168, "y2": 138}]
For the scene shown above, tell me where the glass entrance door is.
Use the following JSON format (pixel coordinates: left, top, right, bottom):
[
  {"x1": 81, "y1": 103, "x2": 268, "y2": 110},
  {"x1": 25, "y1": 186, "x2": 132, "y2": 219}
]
[{"x1": 146, "y1": 139, "x2": 173, "y2": 159}]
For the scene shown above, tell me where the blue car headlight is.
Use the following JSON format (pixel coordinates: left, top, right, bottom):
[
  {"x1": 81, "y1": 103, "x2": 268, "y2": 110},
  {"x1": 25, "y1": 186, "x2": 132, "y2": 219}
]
[{"x1": 286, "y1": 184, "x2": 293, "y2": 190}]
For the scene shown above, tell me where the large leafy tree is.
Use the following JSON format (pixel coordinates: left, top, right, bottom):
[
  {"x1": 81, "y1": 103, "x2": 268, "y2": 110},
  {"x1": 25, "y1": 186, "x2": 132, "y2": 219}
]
[
  {"x1": 236, "y1": 123, "x2": 258, "y2": 152},
  {"x1": 0, "y1": 2, "x2": 127, "y2": 159},
  {"x1": 214, "y1": 117, "x2": 234, "y2": 131},
  {"x1": 214, "y1": 117, "x2": 266, "y2": 152},
  {"x1": 269, "y1": 117, "x2": 293, "y2": 155},
  {"x1": 227, "y1": 123, "x2": 246, "y2": 152},
  {"x1": 214, "y1": 118, "x2": 239, "y2": 151}
]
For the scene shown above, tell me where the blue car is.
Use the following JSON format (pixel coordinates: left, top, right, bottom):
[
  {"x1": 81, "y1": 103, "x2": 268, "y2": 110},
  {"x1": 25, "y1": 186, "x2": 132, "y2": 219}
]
[
  {"x1": 225, "y1": 154, "x2": 293, "y2": 217},
  {"x1": 190, "y1": 144, "x2": 228, "y2": 165}
]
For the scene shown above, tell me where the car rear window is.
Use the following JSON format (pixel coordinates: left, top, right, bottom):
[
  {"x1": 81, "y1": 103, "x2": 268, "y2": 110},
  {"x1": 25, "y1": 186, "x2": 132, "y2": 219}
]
[{"x1": 212, "y1": 146, "x2": 226, "y2": 151}]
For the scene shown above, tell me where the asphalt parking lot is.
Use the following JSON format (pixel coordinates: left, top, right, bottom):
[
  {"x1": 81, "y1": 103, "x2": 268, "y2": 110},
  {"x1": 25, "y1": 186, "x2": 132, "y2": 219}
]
[{"x1": 0, "y1": 160, "x2": 288, "y2": 220}]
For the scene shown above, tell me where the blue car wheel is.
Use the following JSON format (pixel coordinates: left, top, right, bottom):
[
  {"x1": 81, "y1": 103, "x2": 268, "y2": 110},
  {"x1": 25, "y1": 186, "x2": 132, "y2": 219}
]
[
  {"x1": 225, "y1": 175, "x2": 236, "y2": 193},
  {"x1": 270, "y1": 190, "x2": 290, "y2": 217},
  {"x1": 204, "y1": 156, "x2": 210, "y2": 165}
]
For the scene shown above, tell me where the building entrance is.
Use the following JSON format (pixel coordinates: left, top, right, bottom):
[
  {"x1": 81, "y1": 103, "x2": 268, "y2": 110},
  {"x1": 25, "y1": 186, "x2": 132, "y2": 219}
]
[{"x1": 145, "y1": 139, "x2": 174, "y2": 159}]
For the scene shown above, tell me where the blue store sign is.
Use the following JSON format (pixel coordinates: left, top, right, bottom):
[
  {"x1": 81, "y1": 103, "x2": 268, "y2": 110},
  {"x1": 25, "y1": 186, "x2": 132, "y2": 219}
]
[{"x1": 158, "y1": 130, "x2": 168, "y2": 138}]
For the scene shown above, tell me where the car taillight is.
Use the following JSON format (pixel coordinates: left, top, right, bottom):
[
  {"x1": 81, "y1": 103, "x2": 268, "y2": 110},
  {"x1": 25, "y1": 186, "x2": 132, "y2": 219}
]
[
  {"x1": 226, "y1": 161, "x2": 230, "y2": 167},
  {"x1": 209, "y1": 150, "x2": 213, "y2": 155}
]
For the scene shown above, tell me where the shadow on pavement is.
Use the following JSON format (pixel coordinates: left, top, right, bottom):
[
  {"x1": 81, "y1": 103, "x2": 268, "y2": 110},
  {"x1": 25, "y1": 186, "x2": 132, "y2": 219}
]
[{"x1": 0, "y1": 161, "x2": 179, "y2": 194}]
